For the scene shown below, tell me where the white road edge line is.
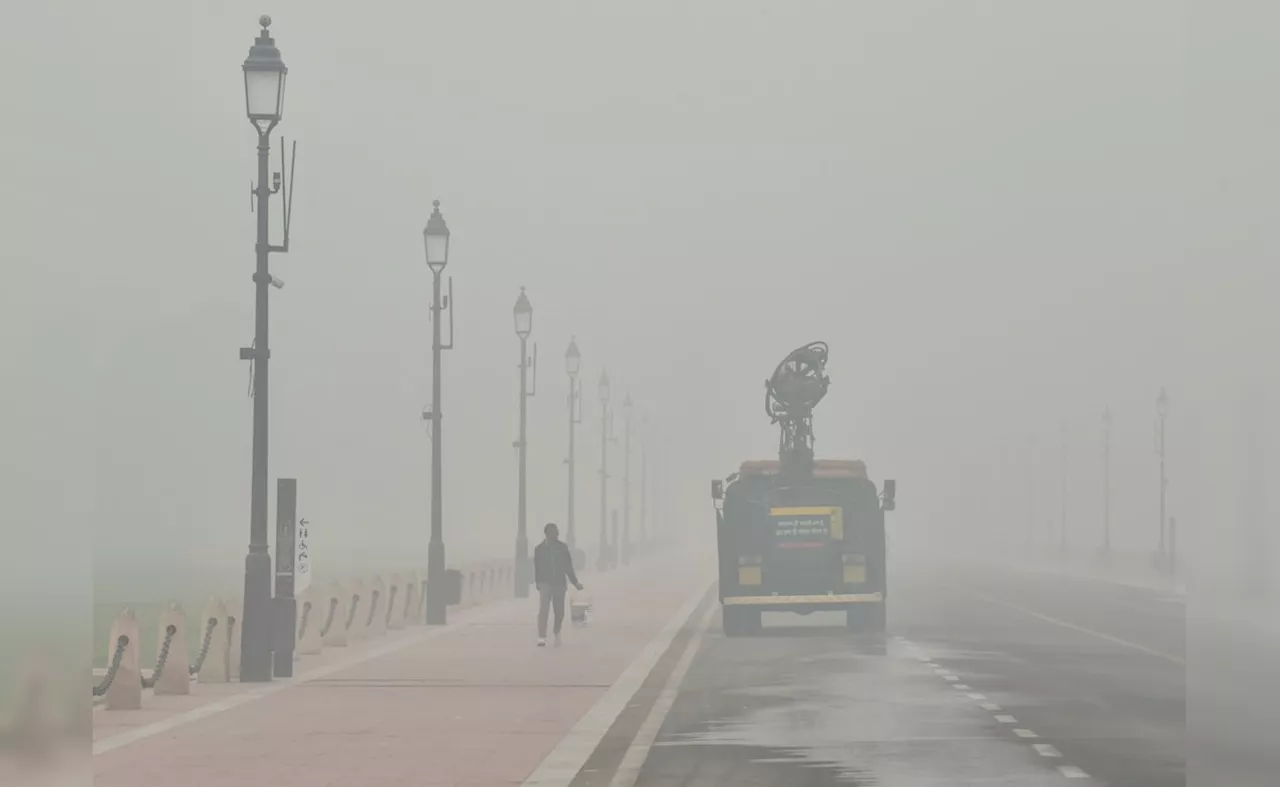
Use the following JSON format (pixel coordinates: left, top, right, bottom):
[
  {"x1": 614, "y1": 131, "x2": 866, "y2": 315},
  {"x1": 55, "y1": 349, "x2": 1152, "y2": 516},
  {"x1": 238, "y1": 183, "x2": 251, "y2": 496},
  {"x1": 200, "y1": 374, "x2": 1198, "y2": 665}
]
[
  {"x1": 93, "y1": 597, "x2": 524, "y2": 756},
  {"x1": 521, "y1": 578, "x2": 714, "y2": 787},
  {"x1": 605, "y1": 602, "x2": 718, "y2": 787}
]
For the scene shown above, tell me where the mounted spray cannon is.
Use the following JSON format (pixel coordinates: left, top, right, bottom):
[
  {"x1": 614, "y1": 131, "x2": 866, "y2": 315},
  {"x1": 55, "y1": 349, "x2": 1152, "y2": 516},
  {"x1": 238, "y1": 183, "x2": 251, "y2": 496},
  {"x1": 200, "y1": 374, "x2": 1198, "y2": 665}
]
[
  {"x1": 765, "y1": 341, "x2": 830, "y2": 479},
  {"x1": 711, "y1": 342, "x2": 896, "y2": 636}
]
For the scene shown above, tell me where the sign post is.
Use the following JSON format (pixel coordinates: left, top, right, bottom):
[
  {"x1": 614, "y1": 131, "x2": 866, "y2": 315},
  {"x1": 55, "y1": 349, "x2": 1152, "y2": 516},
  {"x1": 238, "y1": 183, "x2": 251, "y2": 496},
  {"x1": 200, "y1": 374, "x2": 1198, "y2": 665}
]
[
  {"x1": 273, "y1": 478, "x2": 298, "y2": 678},
  {"x1": 296, "y1": 516, "x2": 311, "y2": 596}
]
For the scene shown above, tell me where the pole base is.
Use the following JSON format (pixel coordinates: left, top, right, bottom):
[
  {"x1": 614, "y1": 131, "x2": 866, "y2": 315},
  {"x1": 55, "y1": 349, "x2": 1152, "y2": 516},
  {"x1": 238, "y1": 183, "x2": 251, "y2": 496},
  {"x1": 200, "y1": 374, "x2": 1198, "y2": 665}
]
[
  {"x1": 240, "y1": 550, "x2": 274, "y2": 683},
  {"x1": 426, "y1": 539, "x2": 447, "y2": 625}
]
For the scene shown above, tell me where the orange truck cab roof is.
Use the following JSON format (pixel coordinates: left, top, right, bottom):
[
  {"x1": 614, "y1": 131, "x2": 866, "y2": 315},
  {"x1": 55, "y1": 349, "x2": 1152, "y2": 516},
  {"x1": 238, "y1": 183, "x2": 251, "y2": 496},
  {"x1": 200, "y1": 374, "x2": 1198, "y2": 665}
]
[{"x1": 738, "y1": 459, "x2": 867, "y2": 479}]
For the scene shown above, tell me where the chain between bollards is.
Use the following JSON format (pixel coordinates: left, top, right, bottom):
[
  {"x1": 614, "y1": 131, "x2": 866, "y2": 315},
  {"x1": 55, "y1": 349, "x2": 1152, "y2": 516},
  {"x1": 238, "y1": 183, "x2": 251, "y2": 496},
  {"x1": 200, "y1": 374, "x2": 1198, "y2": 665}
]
[
  {"x1": 92, "y1": 635, "x2": 130, "y2": 697},
  {"x1": 141, "y1": 625, "x2": 177, "y2": 689},
  {"x1": 188, "y1": 617, "x2": 219, "y2": 676}
]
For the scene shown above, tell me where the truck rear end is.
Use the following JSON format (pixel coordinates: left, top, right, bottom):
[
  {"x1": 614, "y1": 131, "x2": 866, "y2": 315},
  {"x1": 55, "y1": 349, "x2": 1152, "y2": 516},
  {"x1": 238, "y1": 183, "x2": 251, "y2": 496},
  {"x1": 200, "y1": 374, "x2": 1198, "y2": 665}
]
[{"x1": 713, "y1": 459, "x2": 894, "y2": 635}]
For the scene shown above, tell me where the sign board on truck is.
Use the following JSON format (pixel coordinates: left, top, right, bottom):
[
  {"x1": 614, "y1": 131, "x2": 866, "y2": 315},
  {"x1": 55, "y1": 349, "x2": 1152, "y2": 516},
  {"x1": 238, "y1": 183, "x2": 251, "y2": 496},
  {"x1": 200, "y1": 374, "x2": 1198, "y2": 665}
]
[{"x1": 769, "y1": 506, "x2": 843, "y2": 548}]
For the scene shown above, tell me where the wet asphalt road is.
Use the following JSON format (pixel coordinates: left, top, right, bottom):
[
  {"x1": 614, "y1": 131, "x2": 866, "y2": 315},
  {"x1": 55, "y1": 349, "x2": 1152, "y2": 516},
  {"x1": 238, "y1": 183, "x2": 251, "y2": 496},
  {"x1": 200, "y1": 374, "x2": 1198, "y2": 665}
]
[{"x1": 602, "y1": 563, "x2": 1190, "y2": 786}]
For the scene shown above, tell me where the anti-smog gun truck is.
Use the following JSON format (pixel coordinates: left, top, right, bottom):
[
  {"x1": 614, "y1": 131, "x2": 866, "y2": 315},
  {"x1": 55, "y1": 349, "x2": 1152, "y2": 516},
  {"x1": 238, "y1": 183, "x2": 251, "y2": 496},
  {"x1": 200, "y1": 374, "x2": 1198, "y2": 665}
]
[{"x1": 710, "y1": 342, "x2": 896, "y2": 635}]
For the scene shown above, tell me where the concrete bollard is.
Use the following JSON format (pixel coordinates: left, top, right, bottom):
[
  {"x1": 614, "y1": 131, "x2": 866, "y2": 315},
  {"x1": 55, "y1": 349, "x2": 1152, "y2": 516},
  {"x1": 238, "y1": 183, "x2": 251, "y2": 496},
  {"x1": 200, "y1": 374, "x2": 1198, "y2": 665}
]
[
  {"x1": 321, "y1": 580, "x2": 349, "y2": 648},
  {"x1": 227, "y1": 595, "x2": 243, "y2": 681},
  {"x1": 196, "y1": 597, "x2": 231, "y2": 683},
  {"x1": 387, "y1": 574, "x2": 407, "y2": 630},
  {"x1": 104, "y1": 608, "x2": 142, "y2": 710},
  {"x1": 345, "y1": 579, "x2": 368, "y2": 639},
  {"x1": 366, "y1": 576, "x2": 389, "y2": 638},
  {"x1": 153, "y1": 603, "x2": 191, "y2": 696},
  {"x1": 403, "y1": 572, "x2": 421, "y2": 626},
  {"x1": 295, "y1": 588, "x2": 323, "y2": 657}
]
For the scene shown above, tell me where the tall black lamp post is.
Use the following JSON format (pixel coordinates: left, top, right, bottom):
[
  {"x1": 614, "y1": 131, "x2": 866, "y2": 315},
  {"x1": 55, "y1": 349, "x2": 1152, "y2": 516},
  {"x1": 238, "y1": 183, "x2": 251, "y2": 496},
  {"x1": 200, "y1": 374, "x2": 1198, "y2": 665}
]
[
  {"x1": 1102, "y1": 406, "x2": 1112, "y2": 558},
  {"x1": 423, "y1": 201, "x2": 453, "y2": 625},
  {"x1": 1156, "y1": 387, "x2": 1169, "y2": 571},
  {"x1": 565, "y1": 338, "x2": 583, "y2": 557},
  {"x1": 513, "y1": 288, "x2": 537, "y2": 597},
  {"x1": 239, "y1": 16, "x2": 289, "y2": 682},
  {"x1": 640, "y1": 413, "x2": 648, "y2": 549},
  {"x1": 622, "y1": 394, "x2": 634, "y2": 566},
  {"x1": 597, "y1": 370, "x2": 614, "y2": 570}
]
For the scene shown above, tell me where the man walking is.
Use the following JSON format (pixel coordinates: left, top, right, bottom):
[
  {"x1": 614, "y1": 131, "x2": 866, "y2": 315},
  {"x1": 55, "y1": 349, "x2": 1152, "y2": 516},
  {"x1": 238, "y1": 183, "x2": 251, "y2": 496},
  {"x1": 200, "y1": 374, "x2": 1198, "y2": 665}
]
[{"x1": 534, "y1": 522, "x2": 583, "y2": 646}]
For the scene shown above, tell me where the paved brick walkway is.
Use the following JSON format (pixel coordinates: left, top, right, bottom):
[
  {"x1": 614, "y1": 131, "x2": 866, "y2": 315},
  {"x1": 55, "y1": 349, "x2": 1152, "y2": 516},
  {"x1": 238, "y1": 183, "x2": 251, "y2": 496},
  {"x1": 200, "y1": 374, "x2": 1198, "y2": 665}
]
[{"x1": 92, "y1": 550, "x2": 713, "y2": 787}]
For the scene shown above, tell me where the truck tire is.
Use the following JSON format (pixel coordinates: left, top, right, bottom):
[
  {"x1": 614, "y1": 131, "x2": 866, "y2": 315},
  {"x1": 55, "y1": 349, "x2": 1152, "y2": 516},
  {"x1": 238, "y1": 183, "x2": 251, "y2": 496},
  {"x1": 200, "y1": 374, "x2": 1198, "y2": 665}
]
[
  {"x1": 724, "y1": 607, "x2": 762, "y2": 637},
  {"x1": 844, "y1": 606, "x2": 864, "y2": 632},
  {"x1": 846, "y1": 603, "x2": 887, "y2": 633},
  {"x1": 868, "y1": 601, "x2": 887, "y2": 633},
  {"x1": 723, "y1": 607, "x2": 744, "y2": 637}
]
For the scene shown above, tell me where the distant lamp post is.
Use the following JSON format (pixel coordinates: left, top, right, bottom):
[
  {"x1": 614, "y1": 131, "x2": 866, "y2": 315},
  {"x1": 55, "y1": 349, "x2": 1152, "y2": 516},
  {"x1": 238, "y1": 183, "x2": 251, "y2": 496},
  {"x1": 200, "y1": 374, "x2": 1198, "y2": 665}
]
[
  {"x1": 565, "y1": 338, "x2": 583, "y2": 558},
  {"x1": 597, "y1": 370, "x2": 615, "y2": 570},
  {"x1": 1156, "y1": 387, "x2": 1169, "y2": 570},
  {"x1": 513, "y1": 288, "x2": 537, "y2": 597},
  {"x1": 640, "y1": 412, "x2": 649, "y2": 549},
  {"x1": 423, "y1": 200, "x2": 454, "y2": 625},
  {"x1": 1059, "y1": 420, "x2": 1067, "y2": 560},
  {"x1": 238, "y1": 16, "x2": 293, "y2": 683},
  {"x1": 1102, "y1": 406, "x2": 1112, "y2": 559},
  {"x1": 622, "y1": 394, "x2": 634, "y2": 566}
]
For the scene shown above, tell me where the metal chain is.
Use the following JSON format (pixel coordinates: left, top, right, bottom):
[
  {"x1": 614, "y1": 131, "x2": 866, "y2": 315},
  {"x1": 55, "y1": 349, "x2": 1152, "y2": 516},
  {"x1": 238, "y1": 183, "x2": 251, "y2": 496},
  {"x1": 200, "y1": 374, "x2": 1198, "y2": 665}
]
[
  {"x1": 296, "y1": 600, "x2": 313, "y2": 641},
  {"x1": 344, "y1": 595, "x2": 361, "y2": 631},
  {"x1": 318, "y1": 597, "x2": 338, "y2": 638},
  {"x1": 141, "y1": 625, "x2": 177, "y2": 689},
  {"x1": 92, "y1": 635, "x2": 129, "y2": 697},
  {"x1": 188, "y1": 617, "x2": 218, "y2": 676},
  {"x1": 365, "y1": 590, "x2": 381, "y2": 627}
]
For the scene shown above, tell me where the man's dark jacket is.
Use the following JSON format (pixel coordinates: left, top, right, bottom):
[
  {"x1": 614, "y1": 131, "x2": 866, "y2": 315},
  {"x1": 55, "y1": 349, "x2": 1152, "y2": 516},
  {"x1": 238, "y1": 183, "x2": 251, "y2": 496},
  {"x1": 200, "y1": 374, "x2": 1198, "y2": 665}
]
[{"x1": 533, "y1": 539, "x2": 580, "y2": 590}]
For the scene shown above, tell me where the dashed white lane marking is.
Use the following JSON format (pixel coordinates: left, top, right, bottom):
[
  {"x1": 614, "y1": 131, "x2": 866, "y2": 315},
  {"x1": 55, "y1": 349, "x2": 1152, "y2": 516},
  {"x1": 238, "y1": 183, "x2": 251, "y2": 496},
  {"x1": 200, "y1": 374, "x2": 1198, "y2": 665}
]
[{"x1": 902, "y1": 641, "x2": 1093, "y2": 781}]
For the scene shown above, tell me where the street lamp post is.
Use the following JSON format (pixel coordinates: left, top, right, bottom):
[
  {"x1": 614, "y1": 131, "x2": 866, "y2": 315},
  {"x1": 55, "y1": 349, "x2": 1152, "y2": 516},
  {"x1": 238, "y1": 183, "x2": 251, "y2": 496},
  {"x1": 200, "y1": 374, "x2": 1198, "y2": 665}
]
[
  {"x1": 1025, "y1": 436, "x2": 1036, "y2": 554},
  {"x1": 239, "y1": 16, "x2": 290, "y2": 682},
  {"x1": 1059, "y1": 420, "x2": 1068, "y2": 559},
  {"x1": 565, "y1": 338, "x2": 582, "y2": 559},
  {"x1": 423, "y1": 201, "x2": 453, "y2": 625},
  {"x1": 622, "y1": 394, "x2": 634, "y2": 566},
  {"x1": 597, "y1": 371, "x2": 614, "y2": 571},
  {"x1": 640, "y1": 413, "x2": 648, "y2": 549},
  {"x1": 1156, "y1": 387, "x2": 1169, "y2": 571},
  {"x1": 1102, "y1": 406, "x2": 1112, "y2": 558},
  {"x1": 513, "y1": 289, "x2": 537, "y2": 598}
]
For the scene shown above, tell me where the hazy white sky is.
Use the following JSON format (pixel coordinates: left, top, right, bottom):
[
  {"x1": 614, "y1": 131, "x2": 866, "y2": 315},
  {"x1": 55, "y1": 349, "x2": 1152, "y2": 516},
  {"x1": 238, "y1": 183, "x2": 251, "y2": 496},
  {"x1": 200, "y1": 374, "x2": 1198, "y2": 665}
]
[{"x1": 2, "y1": 1, "x2": 1275, "y2": 591}]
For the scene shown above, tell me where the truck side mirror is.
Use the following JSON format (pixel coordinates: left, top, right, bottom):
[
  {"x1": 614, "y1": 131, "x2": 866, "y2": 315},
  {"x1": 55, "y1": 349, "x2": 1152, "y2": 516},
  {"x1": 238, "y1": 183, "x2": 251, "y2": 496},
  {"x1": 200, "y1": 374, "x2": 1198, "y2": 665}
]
[
  {"x1": 711, "y1": 479, "x2": 724, "y2": 501},
  {"x1": 882, "y1": 479, "x2": 896, "y2": 512}
]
